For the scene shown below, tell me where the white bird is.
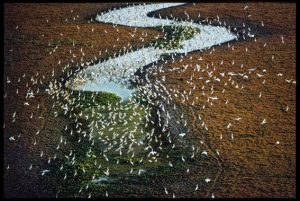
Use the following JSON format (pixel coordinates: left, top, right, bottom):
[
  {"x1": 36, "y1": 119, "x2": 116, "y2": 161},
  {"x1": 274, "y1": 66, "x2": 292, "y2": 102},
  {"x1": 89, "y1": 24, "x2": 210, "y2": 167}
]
[
  {"x1": 256, "y1": 73, "x2": 264, "y2": 78},
  {"x1": 261, "y1": 119, "x2": 267, "y2": 125},
  {"x1": 181, "y1": 155, "x2": 185, "y2": 162},
  {"x1": 103, "y1": 167, "x2": 110, "y2": 176},
  {"x1": 138, "y1": 169, "x2": 145, "y2": 175},
  {"x1": 41, "y1": 169, "x2": 50, "y2": 175},
  {"x1": 226, "y1": 123, "x2": 233, "y2": 129},
  {"x1": 6, "y1": 77, "x2": 11, "y2": 84},
  {"x1": 234, "y1": 117, "x2": 241, "y2": 121},
  {"x1": 9, "y1": 136, "x2": 15, "y2": 141},
  {"x1": 191, "y1": 152, "x2": 195, "y2": 158},
  {"x1": 285, "y1": 79, "x2": 292, "y2": 83},
  {"x1": 205, "y1": 178, "x2": 211, "y2": 183},
  {"x1": 195, "y1": 184, "x2": 199, "y2": 191},
  {"x1": 285, "y1": 106, "x2": 289, "y2": 112},
  {"x1": 276, "y1": 141, "x2": 280, "y2": 145},
  {"x1": 164, "y1": 187, "x2": 168, "y2": 195}
]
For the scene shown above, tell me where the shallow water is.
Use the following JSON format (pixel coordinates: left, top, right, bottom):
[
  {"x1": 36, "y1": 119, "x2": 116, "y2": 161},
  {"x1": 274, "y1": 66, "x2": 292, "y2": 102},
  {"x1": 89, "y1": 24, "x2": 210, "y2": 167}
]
[
  {"x1": 57, "y1": 3, "x2": 238, "y2": 190},
  {"x1": 69, "y1": 3, "x2": 237, "y2": 100}
]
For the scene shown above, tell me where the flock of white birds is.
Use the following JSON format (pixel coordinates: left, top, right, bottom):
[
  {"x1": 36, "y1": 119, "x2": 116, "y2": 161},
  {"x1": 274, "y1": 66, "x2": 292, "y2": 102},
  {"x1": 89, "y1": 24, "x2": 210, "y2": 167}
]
[{"x1": 5, "y1": 3, "x2": 295, "y2": 198}]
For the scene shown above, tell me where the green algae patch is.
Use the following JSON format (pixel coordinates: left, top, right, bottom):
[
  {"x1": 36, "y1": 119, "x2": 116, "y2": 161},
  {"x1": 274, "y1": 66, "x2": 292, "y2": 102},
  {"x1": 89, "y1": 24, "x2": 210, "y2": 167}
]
[{"x1": 153, "y1": 26, "x2": 200, "y2": 50}]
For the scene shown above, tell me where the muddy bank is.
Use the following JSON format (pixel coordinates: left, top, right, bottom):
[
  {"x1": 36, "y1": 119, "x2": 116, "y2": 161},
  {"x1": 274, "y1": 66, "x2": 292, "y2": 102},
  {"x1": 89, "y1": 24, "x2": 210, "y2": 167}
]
[
  {"x1": 4, "y1": 3, "x2": 162, "y2": 198},
  {"x1": 150, "y1": 3, "x2": 296, "y2": 198},
  {"x1": 4, "y1": 3, "x2": 295, "y2": 198}
]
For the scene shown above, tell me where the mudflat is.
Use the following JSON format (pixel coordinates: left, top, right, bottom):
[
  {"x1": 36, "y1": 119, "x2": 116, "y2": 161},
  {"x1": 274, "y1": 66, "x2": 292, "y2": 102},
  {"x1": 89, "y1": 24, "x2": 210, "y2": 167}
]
[{"x1": 4, "y1": 3, "x2": 295, "y2": 198}]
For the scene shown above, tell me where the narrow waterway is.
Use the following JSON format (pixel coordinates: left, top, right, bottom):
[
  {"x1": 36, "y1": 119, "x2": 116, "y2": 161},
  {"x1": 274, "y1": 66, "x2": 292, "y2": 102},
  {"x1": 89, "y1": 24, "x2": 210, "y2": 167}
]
[
  {"x1": 56, "y1": 3, "x2": 238, "y2": 196},
  {"x1": 67, "y1": 3, "x2": 236, "y2": 100}
]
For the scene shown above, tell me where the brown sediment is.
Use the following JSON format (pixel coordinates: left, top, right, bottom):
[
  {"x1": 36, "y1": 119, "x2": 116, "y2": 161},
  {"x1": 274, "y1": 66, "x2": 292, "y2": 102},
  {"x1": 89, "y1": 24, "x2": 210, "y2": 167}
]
[
  {"x1": 4, "y1": 2, "x2": 296, "y2": 198},
  {"x1": 150, "y1": 2, "x2": 296, "y2": 198},
  {"x1": 4, "y1": 3, "x2": 162, "y2": 198}
]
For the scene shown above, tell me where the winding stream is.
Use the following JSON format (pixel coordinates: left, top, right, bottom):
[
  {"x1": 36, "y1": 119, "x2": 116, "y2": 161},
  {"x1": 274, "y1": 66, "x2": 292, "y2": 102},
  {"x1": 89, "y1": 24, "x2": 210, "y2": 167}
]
[
  {"x1": 55, "y1": 3, "x2": 238, "y2": 196},
  {"x1": 67, "y1": 3, "x2": 237, "y2": 99}
]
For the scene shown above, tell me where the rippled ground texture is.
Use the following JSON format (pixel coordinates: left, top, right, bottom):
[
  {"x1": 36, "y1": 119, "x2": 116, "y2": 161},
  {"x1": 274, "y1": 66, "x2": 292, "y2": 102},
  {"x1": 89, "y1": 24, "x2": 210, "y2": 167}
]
[
  {"x1": 4, "y1": 3, "x2": 161, "y2": 197},
  {"x1": 150, "y1": 3, "x2": 296, "y2": 198},
  {"x1": 4, "y1": 3, "x2": 295, "y2": 198}
]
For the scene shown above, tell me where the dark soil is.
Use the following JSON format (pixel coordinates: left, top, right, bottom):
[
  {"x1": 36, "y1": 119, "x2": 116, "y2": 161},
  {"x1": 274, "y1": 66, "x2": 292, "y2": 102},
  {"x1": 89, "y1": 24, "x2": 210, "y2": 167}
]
[{"x1": 4, "y1": 2, "x2": 295, "y2": 198}]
